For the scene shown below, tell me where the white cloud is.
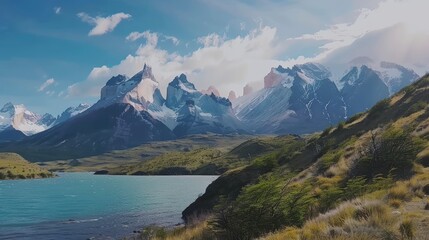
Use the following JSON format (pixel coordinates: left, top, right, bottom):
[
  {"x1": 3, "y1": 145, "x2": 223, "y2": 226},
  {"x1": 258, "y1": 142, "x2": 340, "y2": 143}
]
[
  {"x1": 126, "y1": 31, "x2": 159, "y2": 46},
  {"x1": 67, "y1": 26, "x2": 307, "y2": 98},
  {"x1": 164, "y1": 35, "x2": 180, "y2": 46},
  {"x1": 54, "y1": 7, "x2": 61, "y2": 15},
  {"x1": 127, "y1": 31, "x2": 179, "y2": 46},
  {"x1": 77, "y1": 12, "x2": 131, "y2": 36},
  {"x1": 197, "y1": 33, "x2": 225, "y2": 47},
  {"x1": 295, "y1": 0, "x2": 429, "y2": 63},
  {"x1": 67, "y1": 0, "x2": 429, "y2": 99},
  {"x1": 38, "y1": 78, "x2": 55, "y2": 92},
  {"x1": 240, "y1": 22, "x2": 246, "y2": 31}
]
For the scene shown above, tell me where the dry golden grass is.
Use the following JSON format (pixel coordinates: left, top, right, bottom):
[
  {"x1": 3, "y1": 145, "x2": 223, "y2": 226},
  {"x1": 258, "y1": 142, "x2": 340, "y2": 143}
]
[
  {"x1": 264, "y1": 169, "x2": 429, "y2": 240},
  {"x1": 387, "y1": 182, "x2": 413, "y2": 202},
  {"x1": 153, "y1": 222, "x2": 212, "y2": 240},
  {"x1": 393, "y1": 109, "x2": 425, "y2": 129}
]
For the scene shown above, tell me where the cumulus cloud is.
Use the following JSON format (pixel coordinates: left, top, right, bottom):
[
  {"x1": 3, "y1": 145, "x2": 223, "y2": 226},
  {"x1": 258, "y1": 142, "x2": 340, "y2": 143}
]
[
  {"x1": 295, "y1": 0, "x2": 429, "y2": 68},
  {"x1": 67, "y1": 0, "x2": 429, "y2": 99},
  {"x1": 38, "y1": 78, "x2": 55, "y2": 92},
  {"x1": 77, "y1": 12, "x2": 131, "y2": 36},
  {"x1": 126, "y1": 31, "x2": 159, "y2": 46},
  {"x1": 197, "y1": 33, "x2": 225, "y2": 47},
  {"x1": 67, "y1": 26, "x2": 307, "y2": 98},
  {"x1": 54, "y1": 7, "x2": 61, "y2": 15},
  {"x1": 164, "y1": 35, "x2": 180, "y2": 46},
  {"x1": 127, "y1": 31, "x2": 179, "y2": 46}
]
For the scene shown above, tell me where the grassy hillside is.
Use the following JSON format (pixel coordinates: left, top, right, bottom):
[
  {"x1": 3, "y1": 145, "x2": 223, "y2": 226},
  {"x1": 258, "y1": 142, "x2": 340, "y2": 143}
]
[
  {"x1": 0, "y1": 153, "x2": 54, "y2": 180},
  {"x1": 104, "y1": 135, "x2": 303, "y2": 175},
  {"x1": 141, "y1": 75, "x2": 429, "y2": 240},
  {"x1": 39, "y1": 134, "x2": 253, "y2": 172}
]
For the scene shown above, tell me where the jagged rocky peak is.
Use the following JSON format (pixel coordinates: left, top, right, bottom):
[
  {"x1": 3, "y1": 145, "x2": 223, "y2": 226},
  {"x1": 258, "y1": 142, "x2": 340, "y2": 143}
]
[
  {"x1": 169, "y1": 74, "x2": 197, "y2": 92},
  {"x1": 228, "y1": 90, "x2": 237, "y2": 101},
  {"x1": 341, "y1": 65, "x2": 380, "y2": 86},
  {"x1": 209, "y1": 93, "x2": 231, "y2": 107},
  {"x1": 341, "y1": 65, "x2": 390, "y2": 116},
  {"x1": 97, "y1": 64, "x2": 163, "y2": 111},
  {"x1": 166, "y1": 74, "x2": 200, "y2": 109},
  {"x1": 201, "y1": 86, "x2": 220, "y2": 97},
  {"x1": 243, "y1": 84, "x2": 253, "y2": 96},
  {"x1": 264, "y1": 63, "x2": 331, "y2": 89},
  {"x1": 128, "y1": 63, "x2": 156, "y2": 83},
  {"x1": 379, "y1": 61, "x2": 419, "y2": 94},
  {"x1": 0, "y1": 102, "x2": 17, "y2": 117},
  {"x1": 0, "y1": 102, "x2": 47, "y2": 136},
  {"x1": 294, "y1": 62, "x2": 331, "y2": 80},
  {"x1": 106, "y1": 74, "x2": 128, "y2": 86},
  {"x1": 55, "y1": 103, "x2": 91, "y2": 124},
  {"x1": 292, "y1": 62, "x2": 332, "y2": 85},
  {"x1": 264, "y1": 65, "x2": 295, "y2": 89},
  {"x1": 38, "y1": 113, "x2": 56, "y2": 126}
]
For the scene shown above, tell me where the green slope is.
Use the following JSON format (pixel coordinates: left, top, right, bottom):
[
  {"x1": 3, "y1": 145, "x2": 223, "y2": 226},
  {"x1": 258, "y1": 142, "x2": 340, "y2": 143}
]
[
  {"x1": 0, "y1": 153, "x2": 54, "y2": 180},
  {"x1": 39, "y1": 134, "x2": 253, "y2": 172},
  {"x1": 104, "y1": 135, "x2": 304, "y2": 175},
  {"x1": 176, "y1": 75, "x2": 429, "y2": 240}
]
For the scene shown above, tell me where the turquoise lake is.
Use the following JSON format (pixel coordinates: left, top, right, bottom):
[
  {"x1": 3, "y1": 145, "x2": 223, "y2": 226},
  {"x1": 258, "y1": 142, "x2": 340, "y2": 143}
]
[{"x1": 0, "y1": 172, "x2": 217, "y2": 240}]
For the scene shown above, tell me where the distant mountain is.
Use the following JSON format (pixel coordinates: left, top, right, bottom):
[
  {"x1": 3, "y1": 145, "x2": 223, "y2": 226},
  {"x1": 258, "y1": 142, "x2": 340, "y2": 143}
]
[
  {"x1": 234, "y1": 63, "x2": 346, "y2": 134},
  {"x1": 0, "y1": 102, "x2": 53, "y2": 142},
  {"x1": 234, "y1": 62, "x2": 419, "y2": 134},
  {"x1": 166, "y1": 74, "x2": 243, "y2": 137},
  {"x1": 2, "y1": 65, "x2": 177, "y2": 159},
  {"x1": 55, "y1": 103, "x2": 91, "y2": 124},
  {"x1": 378, "y1": 61, "x2": 419, "y2": 94},
  {"x1": 340, "y1": 65, "x2": 390, "y2": 116},
  {"x1": 17, "y1": 103, "x2": 174, "y2": 158},
  {"x1": 201, "y1": 86, "x2": 220, "y2": 97},
  {"x1": 0, "y1": 62, "x2": 420, "y2": 160}
]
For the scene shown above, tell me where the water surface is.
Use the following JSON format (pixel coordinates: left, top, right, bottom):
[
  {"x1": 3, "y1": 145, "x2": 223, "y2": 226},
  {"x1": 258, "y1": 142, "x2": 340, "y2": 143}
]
[{"x1": 0, "y1": 172, "x2": 216, "y2": 239}]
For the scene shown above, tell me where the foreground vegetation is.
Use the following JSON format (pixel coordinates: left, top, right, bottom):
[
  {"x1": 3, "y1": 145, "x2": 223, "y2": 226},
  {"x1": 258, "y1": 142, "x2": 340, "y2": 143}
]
[
  {"x1": 0, "y1": 153, "x2": 54, "y2": 180},
  {"x1": 132, "y1": 75, "x2": 429, "y2": 239}
]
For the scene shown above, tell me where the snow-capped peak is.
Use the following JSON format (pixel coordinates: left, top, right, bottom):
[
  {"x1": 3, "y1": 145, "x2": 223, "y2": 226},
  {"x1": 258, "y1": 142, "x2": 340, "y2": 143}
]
[
  {"x1": 201, "y1": 86, "x2": 220, "y2": 97},
  {"x1": 169, "y1": 74, "x2": 198, "y2": 93},
  {"x1": 95, "y1": 64, "x2": 164, "y2": 111},
  {"x1": 377, "y1": 61, "x2": 419, "y2": 94},
  {"x1": 0, "y1": 102, "x2": 47, "y2": 135},
  {"x1": 55, "y1": 103, "x2": 91, "y2": 124},
  {"x1": 166, "y1": 74, "x2": 201, "y2": 109}
]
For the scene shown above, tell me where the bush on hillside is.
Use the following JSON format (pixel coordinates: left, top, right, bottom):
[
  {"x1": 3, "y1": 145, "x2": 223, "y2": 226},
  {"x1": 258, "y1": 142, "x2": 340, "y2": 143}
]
[
  {"x1": 210, "y1": 177, "x2": 314, "y2": 240},
  {"x1": 367, "y1": 99, "x2": 390, "y2": 119},
  {"x1": 351, "y1": 127, "x2": 424, "y2": 179}
]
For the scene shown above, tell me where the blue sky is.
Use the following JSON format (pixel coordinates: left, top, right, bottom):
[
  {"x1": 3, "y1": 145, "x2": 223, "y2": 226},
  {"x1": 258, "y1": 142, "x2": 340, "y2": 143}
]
[{"x1": 1, "y1": 0, "x2": 428, "y2": 115}]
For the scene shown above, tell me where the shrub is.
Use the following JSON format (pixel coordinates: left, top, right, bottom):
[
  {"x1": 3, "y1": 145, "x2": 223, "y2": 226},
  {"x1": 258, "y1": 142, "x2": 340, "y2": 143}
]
[
  {"x1": 252, "y1": 154, "x2": 278, "y2": 172},
  {"x1": 343, "y1": 176, "x2": 367, "y2": 199},
  {"x1": 351, "y1": 128, "x2": 424, "y2": 179},
  {"x1": 388, "y1": 199, "x2": 402, "y2": 208},
  {"x1": 0, "y1": 172, "x2": 5, "y2": 180},
  {"x1": 387, "y1": 182, "x2": 412, "y2": 202},
  {"x1": 346, "y1": 112, "x2": 365, "y2": 124},
  {"x1": 320, "y1": 126, "x2": 333, "y2": 138},
  {"x1": 405, "y1": 101, "x2": 426, "y2": 116},
  {"x1": 399, "y1": 219, "x2": 415, "y2": 240},
  {"x1": 318, "y1": 186, "x2": 343, "y2": 212},
  {"x1": 367, "y1": 99, "x2": 390, "y2": 119},
  {"x1": 210, "y1": 177, "x2": 314, "y2": 239},
  {"x1": 336, "y1": 122, "x2": 345, "y2": 132},
  {"x1": 318, "y1": 151, "x2": 342, "y2": 174}
]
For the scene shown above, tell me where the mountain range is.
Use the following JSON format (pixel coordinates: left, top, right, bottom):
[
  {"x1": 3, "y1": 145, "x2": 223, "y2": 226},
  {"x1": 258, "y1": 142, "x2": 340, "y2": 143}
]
[{"x1": 0, "y1": 61, "x2": 419, "y2": 158}]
